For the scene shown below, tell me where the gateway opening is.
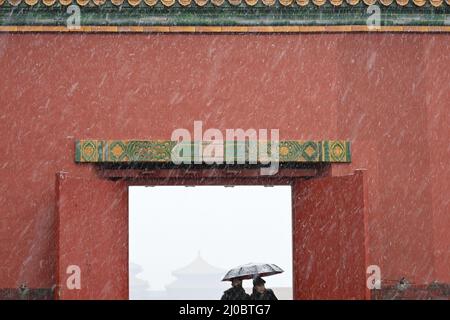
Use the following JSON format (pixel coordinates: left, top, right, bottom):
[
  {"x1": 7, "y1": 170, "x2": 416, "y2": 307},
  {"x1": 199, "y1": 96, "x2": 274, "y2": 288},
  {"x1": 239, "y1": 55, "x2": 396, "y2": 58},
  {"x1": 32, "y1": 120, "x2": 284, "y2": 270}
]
[{"x1": 129, "y1": 185, "x2": 293, "y2": 300}]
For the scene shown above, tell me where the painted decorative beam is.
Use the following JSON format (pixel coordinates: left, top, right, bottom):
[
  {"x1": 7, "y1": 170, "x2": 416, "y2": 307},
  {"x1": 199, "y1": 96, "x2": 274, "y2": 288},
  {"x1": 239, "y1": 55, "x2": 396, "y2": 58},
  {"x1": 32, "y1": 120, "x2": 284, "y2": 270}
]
[
  {"x1": 75, "y1": 140, "x2": 351, "y2": 163},
  {"x1": 0, "y1": 2, "x2": 449, "y2": 32}
]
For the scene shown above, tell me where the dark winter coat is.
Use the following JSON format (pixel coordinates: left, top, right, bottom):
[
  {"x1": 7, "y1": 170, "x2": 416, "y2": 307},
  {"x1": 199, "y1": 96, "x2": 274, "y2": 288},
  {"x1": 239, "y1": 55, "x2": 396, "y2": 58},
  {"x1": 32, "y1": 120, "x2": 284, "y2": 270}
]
[
  {"x1": 250, "y1": 288, "x2": 278, "y2": 300},
  {"x1": 221, "y1": 286, "x2": 250, "y2": 300}
]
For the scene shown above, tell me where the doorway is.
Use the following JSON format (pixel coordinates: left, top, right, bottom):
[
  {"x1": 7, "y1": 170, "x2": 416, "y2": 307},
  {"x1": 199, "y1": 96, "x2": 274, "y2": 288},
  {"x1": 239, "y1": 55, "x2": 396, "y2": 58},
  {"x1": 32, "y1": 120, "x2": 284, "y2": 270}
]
[{"x1": 128, "y1": 185, "x2": 293, "y2": 300}]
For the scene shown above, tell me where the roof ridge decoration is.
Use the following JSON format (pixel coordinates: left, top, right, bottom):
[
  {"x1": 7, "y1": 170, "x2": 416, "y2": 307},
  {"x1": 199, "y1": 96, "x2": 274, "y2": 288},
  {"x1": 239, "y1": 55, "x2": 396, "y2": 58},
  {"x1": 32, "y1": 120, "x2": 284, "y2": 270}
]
[{"x1": 0, "y1": 0, "x2": 449, "y2": 32}]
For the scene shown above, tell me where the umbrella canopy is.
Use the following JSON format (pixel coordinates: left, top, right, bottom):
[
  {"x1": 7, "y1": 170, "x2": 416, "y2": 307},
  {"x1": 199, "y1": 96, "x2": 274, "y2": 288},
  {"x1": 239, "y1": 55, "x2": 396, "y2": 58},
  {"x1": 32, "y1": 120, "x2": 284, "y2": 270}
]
[{"x1": 222, "y1": 263, "x2": 284, "y2": 281}]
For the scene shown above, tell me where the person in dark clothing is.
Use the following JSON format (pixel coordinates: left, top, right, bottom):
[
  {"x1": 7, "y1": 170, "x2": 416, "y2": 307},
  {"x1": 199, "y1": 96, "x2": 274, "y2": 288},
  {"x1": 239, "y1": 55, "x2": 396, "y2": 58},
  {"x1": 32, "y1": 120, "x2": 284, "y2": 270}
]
[
  {"x1": 221, "y1": 278, "x2": 250, "y2": 300},
  {"x1": 250, "y1": 276, "x2": 278, "y2": 300}
]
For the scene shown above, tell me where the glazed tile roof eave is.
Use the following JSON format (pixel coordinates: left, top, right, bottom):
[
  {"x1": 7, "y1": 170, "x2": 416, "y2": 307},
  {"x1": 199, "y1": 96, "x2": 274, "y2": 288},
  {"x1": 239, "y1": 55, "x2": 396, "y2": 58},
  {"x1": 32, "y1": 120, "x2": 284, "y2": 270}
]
[
  {"x1": 0, "y1": 0, "x2": 449, "y2": 31},
  {"x1": 0, "y1": 0, "x2": 449, "y2": 7}
]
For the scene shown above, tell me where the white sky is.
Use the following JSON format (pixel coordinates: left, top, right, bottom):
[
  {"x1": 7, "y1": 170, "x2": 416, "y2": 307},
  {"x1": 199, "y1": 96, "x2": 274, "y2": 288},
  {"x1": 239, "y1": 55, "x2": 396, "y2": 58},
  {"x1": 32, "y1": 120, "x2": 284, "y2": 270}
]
[{"x1": 129, "y1": 185, "x2": 292, "y2": 292}]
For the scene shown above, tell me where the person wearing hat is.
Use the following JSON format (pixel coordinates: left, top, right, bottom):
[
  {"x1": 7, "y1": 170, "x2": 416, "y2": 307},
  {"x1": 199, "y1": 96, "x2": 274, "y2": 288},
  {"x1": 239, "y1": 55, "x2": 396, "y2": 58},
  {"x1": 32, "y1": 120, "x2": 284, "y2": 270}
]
[
  {"x1": 221, "y1": 278, "x2": 250, "y2": 300},
  {"x1": 250, "y1": 276, "x2": 278, "y2": 300}
]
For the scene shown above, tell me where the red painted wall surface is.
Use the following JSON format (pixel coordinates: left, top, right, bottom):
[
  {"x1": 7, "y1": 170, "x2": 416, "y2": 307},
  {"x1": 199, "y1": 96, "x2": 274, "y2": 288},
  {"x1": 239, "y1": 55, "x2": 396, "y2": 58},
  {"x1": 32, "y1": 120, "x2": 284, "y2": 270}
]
[
  {"x1": 293, "y1": 171, "x2": 368, "y2": 299},
  {"x1": 0, "y1": 33, "x2": 449, "y2": 292},
  {"x1": 56, "y1": 174, "x2": 128, "y2": 299}
]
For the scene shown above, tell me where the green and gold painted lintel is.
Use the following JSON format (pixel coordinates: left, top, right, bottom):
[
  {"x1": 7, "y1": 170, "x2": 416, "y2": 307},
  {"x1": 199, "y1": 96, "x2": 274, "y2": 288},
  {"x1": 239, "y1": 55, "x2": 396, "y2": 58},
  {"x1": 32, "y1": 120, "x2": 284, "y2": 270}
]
[{"x1": 75, "y1": 140, "x2": 351, "y2": 163}]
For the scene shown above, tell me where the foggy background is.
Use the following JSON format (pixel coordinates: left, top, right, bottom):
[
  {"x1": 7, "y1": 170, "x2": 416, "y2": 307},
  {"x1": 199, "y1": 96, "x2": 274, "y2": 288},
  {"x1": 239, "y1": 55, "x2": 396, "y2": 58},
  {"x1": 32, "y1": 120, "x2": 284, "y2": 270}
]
[{"x1": 129, "y1": 185, "x2": 293, "y2": 300}]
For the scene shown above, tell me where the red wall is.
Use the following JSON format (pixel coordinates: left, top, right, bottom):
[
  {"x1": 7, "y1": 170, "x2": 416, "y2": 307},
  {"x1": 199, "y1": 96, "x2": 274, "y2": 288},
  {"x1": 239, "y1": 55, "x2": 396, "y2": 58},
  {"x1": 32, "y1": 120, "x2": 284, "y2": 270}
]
[
  {"x1": 56, "y1": 174, "x2": 128, "y2": 299},
  {"x1": 0, "y1": 33, "x2": 449, "y2": 290},
  {"x1": 293, "y1": 172, "x2": 368, "y2": 299}
]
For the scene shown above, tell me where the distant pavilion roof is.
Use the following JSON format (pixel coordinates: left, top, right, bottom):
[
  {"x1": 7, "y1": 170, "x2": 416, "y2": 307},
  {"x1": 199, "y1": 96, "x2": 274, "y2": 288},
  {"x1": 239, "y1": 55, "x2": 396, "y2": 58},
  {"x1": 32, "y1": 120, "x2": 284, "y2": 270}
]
[{"x1": 172, "y1": 253, "x2": 225, "y2": 276}]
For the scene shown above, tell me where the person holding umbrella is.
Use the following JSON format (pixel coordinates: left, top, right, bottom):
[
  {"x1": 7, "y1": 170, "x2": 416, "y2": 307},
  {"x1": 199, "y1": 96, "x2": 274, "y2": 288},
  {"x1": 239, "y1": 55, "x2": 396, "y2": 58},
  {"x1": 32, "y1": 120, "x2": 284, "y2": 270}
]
[
  {"x1": 221, "y1": 262, "x2": 283, "y2": 300},
  {"x1": 250, "y1": 276, "x2": 278, "y2": 300},
  {"x1": 221, "y1": 278, "x2": 250, "y2": 300}
]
